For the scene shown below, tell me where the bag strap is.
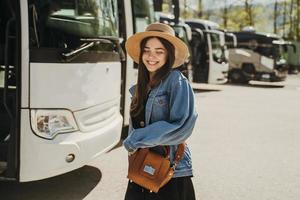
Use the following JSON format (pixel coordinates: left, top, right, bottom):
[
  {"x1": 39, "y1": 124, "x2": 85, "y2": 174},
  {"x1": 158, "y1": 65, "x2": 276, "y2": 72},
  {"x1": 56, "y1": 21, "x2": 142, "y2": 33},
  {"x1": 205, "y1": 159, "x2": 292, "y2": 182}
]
[
  {"x1": 171, "y1": 143, "x2": 185, "y2": 170},
  {"x1": 159, "y1": 143, "x2": 186, "y2": 188}
]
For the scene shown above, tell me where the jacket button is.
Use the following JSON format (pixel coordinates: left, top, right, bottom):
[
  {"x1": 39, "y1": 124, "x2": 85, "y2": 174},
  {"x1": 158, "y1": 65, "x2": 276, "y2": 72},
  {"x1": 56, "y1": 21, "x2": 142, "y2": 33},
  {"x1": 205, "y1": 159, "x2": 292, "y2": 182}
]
[{"x1": 140, "y1": 121, "x2": 145, "y2": 127}]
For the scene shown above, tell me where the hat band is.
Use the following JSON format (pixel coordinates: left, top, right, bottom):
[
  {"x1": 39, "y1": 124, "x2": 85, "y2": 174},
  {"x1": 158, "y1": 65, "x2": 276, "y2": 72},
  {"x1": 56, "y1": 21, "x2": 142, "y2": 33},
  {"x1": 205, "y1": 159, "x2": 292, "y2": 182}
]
[
  {"x1": 147, "y1": 29, "x2": 164, "y2": 32},
  {"x1": 146, "y1": 29, "x2": 175, "y2": 36}
]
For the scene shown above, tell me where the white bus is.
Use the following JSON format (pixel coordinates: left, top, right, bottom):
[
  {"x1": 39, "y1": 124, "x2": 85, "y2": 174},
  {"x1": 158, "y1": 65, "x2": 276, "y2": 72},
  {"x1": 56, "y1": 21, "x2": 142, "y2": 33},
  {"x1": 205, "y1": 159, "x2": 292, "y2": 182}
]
[
  {"x1": 0, "y1": 0, "x2": 157, "y2": 182},
  {"x1": 228, "y1": 30, "x2": 294, "y2": 83},
  {"x1": 0, "y1": 0, "x2": 124, "y2": 182},
  {"x1": 185, "y1": 19, "x2": 228, "y2": 84}
]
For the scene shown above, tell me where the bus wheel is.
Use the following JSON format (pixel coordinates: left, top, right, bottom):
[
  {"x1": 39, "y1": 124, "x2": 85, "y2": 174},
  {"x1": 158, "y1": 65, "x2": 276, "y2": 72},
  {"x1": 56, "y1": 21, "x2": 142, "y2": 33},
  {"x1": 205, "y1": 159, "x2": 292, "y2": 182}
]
[{"x1": 229, "y1": 69, "x2": 247, "y2": 84}]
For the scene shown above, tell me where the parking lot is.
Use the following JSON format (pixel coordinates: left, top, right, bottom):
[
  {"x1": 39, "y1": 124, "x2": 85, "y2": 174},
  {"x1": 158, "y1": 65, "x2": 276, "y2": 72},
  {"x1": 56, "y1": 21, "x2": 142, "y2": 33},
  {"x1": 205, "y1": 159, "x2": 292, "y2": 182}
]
[
  {"x1": 87, "y1": 74, "x2": 300, "y2": 200},
  {"x1": 1, "y1": 75, "x2": 300, "y2": 200}
]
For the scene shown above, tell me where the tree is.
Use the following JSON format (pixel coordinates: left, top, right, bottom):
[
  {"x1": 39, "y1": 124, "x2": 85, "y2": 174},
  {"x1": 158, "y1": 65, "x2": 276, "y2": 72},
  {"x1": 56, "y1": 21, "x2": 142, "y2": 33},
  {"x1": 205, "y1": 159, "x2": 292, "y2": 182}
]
[
  {"x1": 297, "y1": 0, "x2": 300, "y2": 40},
  {"x1": 153, "y1": 0, "x2": 163, "y2": 11},
  {"x1": 288, "y1": 0, "x2": 295, "y2": 39},
  {"x1": 274, "y1": 0, "x2": 278, "y2": 33},
  {"x1": 222, "y1": 0, "x2": 241, "y2": 29},
  {"x1": 282, "y1": 0, "x2": 287, "y2": 38},
  {"x1": 245, "y1": 0, "x2": 254, "y2": 26},
  {"x1": 223, "y1": 0, "x2": 229, "y2": 29},
  {"x1": 197, "y1": 0, "x2": 203, "y2": 18}
]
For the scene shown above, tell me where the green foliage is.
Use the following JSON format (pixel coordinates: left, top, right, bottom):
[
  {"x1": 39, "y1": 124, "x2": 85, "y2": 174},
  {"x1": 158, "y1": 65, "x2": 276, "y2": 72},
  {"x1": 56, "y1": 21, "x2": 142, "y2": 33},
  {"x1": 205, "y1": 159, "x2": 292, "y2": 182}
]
[
  {"x1": 198, "y1": 1, "x2": 299, "y2": 41},
  {"x1": 225, "y1": 6, "x2": 250, "y2": 31},
  {"x1": 160, "y1": 0, "x2": 300, "y2": 41}
]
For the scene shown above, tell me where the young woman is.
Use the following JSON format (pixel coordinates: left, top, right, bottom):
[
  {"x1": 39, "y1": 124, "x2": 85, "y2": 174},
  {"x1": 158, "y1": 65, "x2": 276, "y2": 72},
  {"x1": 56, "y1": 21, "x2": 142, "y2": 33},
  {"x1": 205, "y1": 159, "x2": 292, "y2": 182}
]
[{"x1": 123, "y1": 23, "x2": 198, "y2": 200}]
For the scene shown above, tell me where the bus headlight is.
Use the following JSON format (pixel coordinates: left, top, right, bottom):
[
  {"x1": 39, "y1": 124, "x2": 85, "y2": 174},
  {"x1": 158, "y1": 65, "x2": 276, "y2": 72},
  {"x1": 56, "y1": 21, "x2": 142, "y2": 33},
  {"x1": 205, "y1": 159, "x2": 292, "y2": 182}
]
[{"x1": 31, "y1": 109, "x2": 78, "y2": 139}]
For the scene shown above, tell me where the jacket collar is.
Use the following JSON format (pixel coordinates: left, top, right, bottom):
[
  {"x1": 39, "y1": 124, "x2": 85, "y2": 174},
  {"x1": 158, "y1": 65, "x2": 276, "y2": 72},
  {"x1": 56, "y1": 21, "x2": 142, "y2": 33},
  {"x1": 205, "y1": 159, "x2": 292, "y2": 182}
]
[{"x1": 129, "y1": 82, "x2": 163, "y2": 125}]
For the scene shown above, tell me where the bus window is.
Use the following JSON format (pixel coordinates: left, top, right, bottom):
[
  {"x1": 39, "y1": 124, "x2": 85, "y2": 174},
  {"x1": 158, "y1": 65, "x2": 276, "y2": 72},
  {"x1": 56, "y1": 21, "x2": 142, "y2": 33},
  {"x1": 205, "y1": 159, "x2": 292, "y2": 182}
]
[
  {"x1": 210, "y1": 32, "x2": 225, "y2": 64},
  {"x1": 173, "y1": 26, "x2": 187, "y2": 43},
  {"x1": 29, "y1": 0, "x2": 119, "y2": 50},
  {"x1": 132, "y1": 0, "x2": 155, "y2": 33},
  {"x1": 131, "y1": 0, "x2": 155, "y2": 69},
  {"x1": 273, "y1": 44, "x2": 286, "y2": 61}
]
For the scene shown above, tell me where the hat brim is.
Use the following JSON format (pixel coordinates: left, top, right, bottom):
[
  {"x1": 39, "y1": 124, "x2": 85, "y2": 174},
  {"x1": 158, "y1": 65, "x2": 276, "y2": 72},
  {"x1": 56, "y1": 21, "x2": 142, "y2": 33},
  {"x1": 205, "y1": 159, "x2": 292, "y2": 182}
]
[{"x1": 125, "y1": 31, "x2": 189, "y2": 68}]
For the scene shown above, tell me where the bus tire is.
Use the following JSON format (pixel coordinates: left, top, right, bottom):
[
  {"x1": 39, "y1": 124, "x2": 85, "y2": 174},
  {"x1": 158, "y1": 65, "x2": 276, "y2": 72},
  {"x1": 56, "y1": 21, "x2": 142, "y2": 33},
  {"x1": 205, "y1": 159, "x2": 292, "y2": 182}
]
[
  {"x1": 229, "y1": 69, "x2": 247, "y2": 84},
  {"x1": 242, "y1": 63, "x2": 255, "y2": 76}
]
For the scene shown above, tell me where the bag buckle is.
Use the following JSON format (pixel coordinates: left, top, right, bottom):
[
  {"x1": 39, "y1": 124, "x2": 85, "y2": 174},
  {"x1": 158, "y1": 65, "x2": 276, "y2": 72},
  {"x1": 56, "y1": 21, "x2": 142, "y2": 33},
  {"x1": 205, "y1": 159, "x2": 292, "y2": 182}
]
[{"x1": 171, "y1": 163, "x2": 177, "y2": 170}]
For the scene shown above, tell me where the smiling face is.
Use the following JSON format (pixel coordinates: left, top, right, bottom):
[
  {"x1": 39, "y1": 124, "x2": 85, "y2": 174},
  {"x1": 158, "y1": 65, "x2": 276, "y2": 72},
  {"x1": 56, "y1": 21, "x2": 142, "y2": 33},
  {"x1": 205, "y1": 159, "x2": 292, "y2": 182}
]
[{"x1": 142, "y1": 37, "x2": 168, "y2": 74}]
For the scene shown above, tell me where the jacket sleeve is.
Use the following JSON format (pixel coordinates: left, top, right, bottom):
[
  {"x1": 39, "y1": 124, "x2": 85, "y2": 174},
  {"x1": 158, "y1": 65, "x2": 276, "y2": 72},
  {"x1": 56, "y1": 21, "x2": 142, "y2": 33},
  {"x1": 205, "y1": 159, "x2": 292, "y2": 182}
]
[{"x1": 123, "y1": 79, "x2": 198, "y2": 152}]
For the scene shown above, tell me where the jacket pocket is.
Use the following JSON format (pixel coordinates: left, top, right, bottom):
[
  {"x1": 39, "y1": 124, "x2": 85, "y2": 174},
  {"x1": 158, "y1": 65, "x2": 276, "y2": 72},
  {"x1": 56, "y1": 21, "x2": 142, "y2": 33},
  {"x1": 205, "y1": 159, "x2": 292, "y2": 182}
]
[
  {"x1": 154, "y1": 94, "x2": 168, "y2": 106},
  {"x1": 151, "y1": 94, "x2": 169, "y2": 122}
]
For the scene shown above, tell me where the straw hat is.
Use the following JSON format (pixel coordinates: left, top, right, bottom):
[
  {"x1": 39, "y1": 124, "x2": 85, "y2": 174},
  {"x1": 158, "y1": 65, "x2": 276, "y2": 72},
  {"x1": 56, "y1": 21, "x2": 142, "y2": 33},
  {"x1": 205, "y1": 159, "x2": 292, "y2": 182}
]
[{"x1": 125, "y1": 23, "x2": 189, "y2": 68}]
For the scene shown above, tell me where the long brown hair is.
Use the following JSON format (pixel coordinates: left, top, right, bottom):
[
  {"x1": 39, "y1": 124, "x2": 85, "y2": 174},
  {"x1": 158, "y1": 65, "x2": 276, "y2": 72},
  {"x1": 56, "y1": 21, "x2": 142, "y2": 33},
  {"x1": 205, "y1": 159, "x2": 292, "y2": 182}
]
[{"x1": 130, "y1": 36, "x2": 175, "y2": 117}]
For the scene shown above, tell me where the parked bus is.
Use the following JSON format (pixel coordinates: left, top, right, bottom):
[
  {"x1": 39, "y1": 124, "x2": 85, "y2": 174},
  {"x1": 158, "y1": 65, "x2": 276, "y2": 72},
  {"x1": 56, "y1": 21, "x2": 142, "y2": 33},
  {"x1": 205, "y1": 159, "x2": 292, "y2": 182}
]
[
  {"x1": 228, "y1": 29, "x2": 295, "y2": 83},
  {"x1": 0, "y1": 0, "x2": 157, "y2": 182},
  {"x1": 0, "y1": 0, "x2": 126, "y2": 182},
  {"x1": 185, "y1": 19, "x2": 228, "y2": 84}
]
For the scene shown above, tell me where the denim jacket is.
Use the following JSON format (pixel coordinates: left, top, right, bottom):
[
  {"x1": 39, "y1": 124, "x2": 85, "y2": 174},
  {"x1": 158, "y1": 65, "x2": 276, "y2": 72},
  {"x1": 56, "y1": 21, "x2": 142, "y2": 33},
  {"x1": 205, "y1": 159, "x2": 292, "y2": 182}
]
[{"x1": 123, "y1": 70, "x2": 198, "y2": 178}]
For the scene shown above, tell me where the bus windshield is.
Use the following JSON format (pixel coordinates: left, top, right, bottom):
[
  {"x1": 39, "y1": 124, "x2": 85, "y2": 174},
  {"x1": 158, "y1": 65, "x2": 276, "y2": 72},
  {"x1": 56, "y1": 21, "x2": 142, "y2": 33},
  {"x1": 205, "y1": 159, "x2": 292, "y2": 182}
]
[
  {"x1": 210, "y1": 32, "x2": 225, "y2": 64},
  {"x1": 272, "y1": 44, "x2": 289, "y2": 64},
  {"x1": 28, "y1": 0, "x2": 119, "y2": 48},
  {"x1": 132, "y1": 0, "x2": 155, "y2": 33},
  {"x1": 173, "y1": 26, "x2": 189, "y2": 44}
]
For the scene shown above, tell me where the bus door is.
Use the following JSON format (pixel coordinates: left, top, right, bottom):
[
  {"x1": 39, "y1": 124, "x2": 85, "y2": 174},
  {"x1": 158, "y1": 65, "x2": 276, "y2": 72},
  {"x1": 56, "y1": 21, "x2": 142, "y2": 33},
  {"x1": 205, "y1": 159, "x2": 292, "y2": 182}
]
[
  {"x1": 189, "y1": 28, "x2": 208, "y2": 83},
  {"x1": 0, "y1": 0, "x2": 21, "y2": 181},
  {"x1": 16, "y1": 0, "x2": 123, "y2": 182},
  {"x1": 120, "y1": 0, "x2": 156, "y2": 138},
  {"x1": 206, "y1": 30, "x2": 228, "y2": 84}
]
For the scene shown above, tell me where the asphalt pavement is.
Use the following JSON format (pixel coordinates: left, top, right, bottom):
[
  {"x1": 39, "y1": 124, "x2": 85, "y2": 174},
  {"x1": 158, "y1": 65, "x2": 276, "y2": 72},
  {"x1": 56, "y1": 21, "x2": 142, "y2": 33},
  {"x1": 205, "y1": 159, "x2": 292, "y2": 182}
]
[
  {"x1": 1, "y1": 74, "x2": 300, "y2": 200},
  {"x1": 86, "y1": 74, "x2": 300, "y2": 200}
]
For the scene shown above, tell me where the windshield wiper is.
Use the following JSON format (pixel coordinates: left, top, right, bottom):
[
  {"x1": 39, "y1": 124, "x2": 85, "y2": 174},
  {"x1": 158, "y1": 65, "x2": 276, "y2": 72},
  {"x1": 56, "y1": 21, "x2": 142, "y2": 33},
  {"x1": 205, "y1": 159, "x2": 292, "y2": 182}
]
[
  {"x1": 61, "y1": 37, "x2": 121, "y2": 62},
  {"x1": 61, "y1": 38, "x2": 112, "y2": 62}
]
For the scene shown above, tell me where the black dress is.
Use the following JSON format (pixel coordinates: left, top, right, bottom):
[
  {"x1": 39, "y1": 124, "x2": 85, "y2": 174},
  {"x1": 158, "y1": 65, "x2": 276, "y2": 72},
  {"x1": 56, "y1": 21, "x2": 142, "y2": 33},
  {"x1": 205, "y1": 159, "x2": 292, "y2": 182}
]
[{"x1": 124, "y1": 97, "x2": 196, "y2": 200}]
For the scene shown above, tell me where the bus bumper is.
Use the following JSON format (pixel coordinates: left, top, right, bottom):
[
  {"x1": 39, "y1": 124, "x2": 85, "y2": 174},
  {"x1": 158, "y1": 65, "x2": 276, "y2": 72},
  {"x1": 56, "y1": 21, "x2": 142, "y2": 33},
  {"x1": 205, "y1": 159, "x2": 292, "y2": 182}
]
[
  {"x1": 255, "y1": 70, "x2": 287, "y2": 82},
  {"x1": 19, "y1": 109, "x2": 123, "y2": 182}
]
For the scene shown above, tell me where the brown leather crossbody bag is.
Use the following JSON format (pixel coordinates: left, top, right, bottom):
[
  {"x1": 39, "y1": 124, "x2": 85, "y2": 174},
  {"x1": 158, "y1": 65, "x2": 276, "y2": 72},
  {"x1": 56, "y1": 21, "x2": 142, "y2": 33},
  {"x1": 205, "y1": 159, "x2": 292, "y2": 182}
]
[{"x1": 127, "y1": 143, "x2": 185, "y2": 193}]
